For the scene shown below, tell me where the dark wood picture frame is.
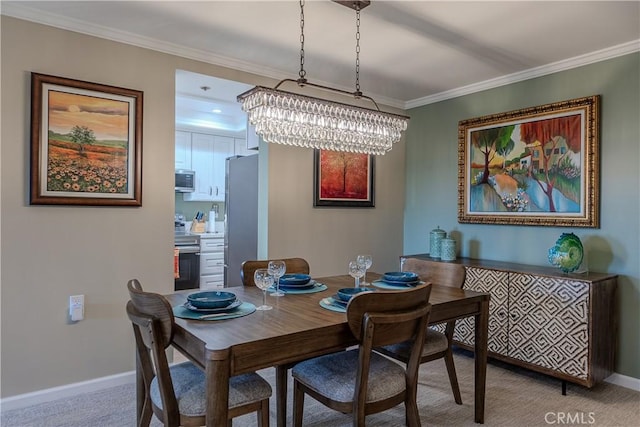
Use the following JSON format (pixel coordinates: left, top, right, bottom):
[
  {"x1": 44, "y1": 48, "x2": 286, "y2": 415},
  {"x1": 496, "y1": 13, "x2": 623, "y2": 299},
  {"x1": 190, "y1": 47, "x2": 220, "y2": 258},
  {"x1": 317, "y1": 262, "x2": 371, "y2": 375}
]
[
  {"x1": 30, "y1": 73, "x2": 143, "y2": 206},
  {"x1": 458, "y1": 95, "x2": 600, "y2": 227},
  {"x1": 313, "y1": 149, "x2": 375, "y2": 207}
]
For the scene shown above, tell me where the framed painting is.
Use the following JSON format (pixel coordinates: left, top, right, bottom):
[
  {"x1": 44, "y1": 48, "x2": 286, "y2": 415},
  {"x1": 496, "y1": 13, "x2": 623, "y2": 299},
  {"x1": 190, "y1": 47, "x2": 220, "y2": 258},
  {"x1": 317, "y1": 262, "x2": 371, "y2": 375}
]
[
  {"x1": 30, "y1": 73, "x2": 143, "y2": 206},
  {"x1": 458, "y1": 95, "x2": 600, "y2": 227},
  {"x1": 313, "y1": 149, "x2": 374, "y2": 207}
]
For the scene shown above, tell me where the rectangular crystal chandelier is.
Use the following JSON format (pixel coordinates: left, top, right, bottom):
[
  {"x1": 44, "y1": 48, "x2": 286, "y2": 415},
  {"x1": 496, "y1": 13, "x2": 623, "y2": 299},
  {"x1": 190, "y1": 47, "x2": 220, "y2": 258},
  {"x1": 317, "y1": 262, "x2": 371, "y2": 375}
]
[
  {"x1": 238, "y1": 85, "x2": 408, "y2": 155},
  {"x1": 237, "y1": 0, "x2": 409, "y2": 155}
]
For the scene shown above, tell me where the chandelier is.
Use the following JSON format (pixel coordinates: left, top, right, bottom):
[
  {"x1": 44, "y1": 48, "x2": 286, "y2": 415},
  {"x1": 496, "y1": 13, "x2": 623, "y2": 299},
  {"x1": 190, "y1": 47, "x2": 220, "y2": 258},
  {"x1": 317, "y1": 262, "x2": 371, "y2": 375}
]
[{"x1": 237, "y1": 0, "x2": 409, "y2": 155}]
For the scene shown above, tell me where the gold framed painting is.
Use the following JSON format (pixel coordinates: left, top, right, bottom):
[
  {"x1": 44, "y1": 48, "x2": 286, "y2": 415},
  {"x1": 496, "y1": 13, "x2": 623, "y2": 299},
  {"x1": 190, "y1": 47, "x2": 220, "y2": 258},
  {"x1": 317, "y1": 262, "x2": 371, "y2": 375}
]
[
  {"x1": 313, "y1": 149, "x2": 375, "y2": 207},
  {"x1": 30, "y1": 73, "x2": 143, "y2": 206},
  {"x1": 458, "y1": 95, "x2": 600, "y2": 227}
]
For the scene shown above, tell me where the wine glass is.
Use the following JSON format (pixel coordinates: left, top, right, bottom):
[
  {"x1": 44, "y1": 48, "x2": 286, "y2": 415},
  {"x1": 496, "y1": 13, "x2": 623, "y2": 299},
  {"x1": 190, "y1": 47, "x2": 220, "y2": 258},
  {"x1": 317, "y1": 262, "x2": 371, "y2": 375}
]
[
  {"x1": 348, "y1": 260, "x2": 366, "y2": 288},
  {"x1": 356, "y1": 254, "x2": 373, "y2": 285},
  {"x1": 253, "y1": 268, "x2": 273, "y2": 311},
  {"x1": 268, "y1": 260, "x2": 286, "y2": 297}
]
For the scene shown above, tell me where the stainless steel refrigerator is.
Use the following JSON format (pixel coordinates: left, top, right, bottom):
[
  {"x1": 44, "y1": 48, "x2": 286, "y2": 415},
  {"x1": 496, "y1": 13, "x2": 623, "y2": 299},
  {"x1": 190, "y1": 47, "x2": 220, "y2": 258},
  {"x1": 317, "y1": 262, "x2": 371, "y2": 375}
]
[{"x1": 224, "y1": 154, "x2": 258, "y2": 287}]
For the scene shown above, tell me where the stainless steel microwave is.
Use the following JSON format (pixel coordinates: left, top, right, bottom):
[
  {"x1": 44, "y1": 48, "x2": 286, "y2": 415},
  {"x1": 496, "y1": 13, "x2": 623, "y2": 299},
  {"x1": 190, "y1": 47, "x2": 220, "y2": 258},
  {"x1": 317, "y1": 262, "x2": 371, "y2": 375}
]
[{"x1": 175, "y1": 169, "x2": 195, "y2": 192}]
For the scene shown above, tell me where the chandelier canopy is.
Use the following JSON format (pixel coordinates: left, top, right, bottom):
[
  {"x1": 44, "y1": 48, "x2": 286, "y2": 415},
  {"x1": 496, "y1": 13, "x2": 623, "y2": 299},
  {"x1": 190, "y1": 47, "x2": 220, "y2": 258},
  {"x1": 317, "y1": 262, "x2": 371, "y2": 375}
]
[{"x1": 237, "y1": 0, "x2": 409, "y2": 155}]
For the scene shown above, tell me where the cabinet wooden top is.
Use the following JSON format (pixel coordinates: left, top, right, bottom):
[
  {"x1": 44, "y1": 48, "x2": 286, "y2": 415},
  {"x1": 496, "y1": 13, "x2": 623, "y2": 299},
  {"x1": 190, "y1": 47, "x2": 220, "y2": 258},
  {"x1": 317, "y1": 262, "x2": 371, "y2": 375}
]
[{"x1": 402, "y1": 254, "x2": 618, "y2": 282}]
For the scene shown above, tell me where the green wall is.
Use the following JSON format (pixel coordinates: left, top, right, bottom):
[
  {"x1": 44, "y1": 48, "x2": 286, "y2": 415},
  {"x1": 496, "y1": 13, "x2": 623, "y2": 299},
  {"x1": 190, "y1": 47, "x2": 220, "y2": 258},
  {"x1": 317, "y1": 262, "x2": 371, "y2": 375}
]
[{"x1": 404, "y1": 53, "x2": 640, "y2": 379}]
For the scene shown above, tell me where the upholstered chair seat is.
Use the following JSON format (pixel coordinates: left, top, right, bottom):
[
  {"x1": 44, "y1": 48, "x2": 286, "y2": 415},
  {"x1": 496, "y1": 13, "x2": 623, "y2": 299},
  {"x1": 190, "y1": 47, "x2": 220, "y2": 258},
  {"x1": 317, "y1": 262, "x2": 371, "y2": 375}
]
[
  {"x1": 292, "y1": 351, "x2": 406, "y2": 404},
  {"x1": 149, "y1": 362, "x2": 272, "y2": 417},
  {"x1": 381, "y1": 328, "x2": 449, "y2": 360}
]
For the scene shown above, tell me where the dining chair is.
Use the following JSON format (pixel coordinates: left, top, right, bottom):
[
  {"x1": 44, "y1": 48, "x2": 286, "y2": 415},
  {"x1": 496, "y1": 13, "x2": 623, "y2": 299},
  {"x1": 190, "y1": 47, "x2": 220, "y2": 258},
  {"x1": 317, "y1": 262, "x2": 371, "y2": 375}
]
[
  {"x1": 240, "y1": 257, "x2": 310, "y2": 286},
  {"x1": 126, "y1": 279, "x2": 272, "y2": 427},
  {"x1": 375, "y1": 258, "x2": 466, "y2": 405},
  {"x1": 240, "y1": 257, "x2": 310, "y2": 425},
  {"x1": 291, "y1": 284, "x2": 433, "y2": 427}
]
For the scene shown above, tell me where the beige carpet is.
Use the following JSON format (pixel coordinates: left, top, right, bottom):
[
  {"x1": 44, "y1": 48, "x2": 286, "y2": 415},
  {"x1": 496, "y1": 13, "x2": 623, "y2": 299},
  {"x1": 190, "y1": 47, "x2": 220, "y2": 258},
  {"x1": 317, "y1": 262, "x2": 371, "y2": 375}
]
[
  {"x1": 232, "y1": 350, "x2": 639, "y2": 426},
  {"x1": 2, "y1": 350, "x2": 638, "y2": 426}
]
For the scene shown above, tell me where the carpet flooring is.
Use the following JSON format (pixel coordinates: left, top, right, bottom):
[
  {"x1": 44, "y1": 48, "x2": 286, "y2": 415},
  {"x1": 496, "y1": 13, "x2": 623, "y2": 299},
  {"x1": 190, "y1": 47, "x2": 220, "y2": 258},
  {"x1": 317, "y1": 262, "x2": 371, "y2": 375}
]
[{"x1": 2, "y1": 350, "x2": 638, "y2": 426}]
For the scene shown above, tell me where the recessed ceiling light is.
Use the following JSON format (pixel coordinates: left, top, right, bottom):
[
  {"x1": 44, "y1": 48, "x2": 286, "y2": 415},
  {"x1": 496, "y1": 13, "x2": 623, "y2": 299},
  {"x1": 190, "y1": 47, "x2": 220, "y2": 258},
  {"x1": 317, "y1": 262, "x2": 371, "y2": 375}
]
[{"x1": 212, "y1": 108, "x2": 222, "y2": 114}]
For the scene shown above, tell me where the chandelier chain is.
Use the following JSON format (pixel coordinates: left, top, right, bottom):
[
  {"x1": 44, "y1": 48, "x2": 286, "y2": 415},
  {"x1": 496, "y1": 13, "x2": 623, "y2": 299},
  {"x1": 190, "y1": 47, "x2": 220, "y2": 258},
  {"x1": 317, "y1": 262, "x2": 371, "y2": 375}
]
[
  {"x1": 299, "y1": 0, "x2": 306, "y2": 80},
  {"x1": 355, "y1": 5, "x2": 361, "y2": 95},
  {"x1": 237, "y1": 0, "x2": 409, "y2": 155}
]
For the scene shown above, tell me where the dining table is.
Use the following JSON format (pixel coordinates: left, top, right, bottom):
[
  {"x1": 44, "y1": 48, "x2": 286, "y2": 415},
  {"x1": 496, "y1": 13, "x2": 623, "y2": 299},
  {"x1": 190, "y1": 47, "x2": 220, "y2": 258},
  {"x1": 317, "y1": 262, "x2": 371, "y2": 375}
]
[{"x1": 158, "y1": 273, "x2": 490, "y2": 427}]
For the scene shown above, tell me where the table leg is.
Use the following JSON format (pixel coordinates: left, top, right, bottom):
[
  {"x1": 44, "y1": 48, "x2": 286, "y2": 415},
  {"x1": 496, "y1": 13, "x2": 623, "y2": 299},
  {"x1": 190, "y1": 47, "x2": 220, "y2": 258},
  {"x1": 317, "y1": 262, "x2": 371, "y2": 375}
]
[
  {"x1": 206, "y1": 350, "x2": 231, "y2": 427},
  {"x1": 276, "y1": 365, "x2": 288, "y2": 427},
  {"x1": 474, "y1": 298, "x2": 489, "y2": 424},
  {"x1": 135, "y1": 349, "x2": 152, "y2": 427}
]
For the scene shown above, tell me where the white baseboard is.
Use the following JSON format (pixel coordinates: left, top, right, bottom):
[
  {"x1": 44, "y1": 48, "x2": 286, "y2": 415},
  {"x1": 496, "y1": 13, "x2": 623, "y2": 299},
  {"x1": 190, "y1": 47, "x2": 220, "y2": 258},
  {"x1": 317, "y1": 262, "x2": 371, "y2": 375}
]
[
  {"x1": 2, "y1": 369, "x2": 638, "y2": 413},
  {"x1": 604, "y1": 372, "x2": 640, "y2": 392},
  {"x1": 0, "y1": 370, "x2": 136, "y2": 412}
]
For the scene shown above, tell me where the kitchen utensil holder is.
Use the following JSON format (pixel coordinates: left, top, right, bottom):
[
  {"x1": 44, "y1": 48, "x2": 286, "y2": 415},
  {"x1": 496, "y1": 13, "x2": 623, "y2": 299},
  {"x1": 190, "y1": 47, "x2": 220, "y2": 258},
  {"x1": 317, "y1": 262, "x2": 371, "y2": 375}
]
[{"x1": 191, "y1": 221, "x2": 206, "y2": 233}]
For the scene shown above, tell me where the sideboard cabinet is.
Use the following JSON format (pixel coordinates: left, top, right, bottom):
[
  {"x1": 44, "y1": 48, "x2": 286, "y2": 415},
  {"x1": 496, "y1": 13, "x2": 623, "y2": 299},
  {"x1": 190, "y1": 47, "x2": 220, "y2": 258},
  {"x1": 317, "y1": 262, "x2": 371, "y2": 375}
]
[{"x1": 400, "y1": 254, "x2": 617, "y2": 388}]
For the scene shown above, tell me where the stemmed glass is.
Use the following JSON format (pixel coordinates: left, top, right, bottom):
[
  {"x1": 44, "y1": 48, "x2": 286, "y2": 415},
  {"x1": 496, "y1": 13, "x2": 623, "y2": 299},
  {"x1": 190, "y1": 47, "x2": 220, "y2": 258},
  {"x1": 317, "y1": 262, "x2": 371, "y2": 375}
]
[
  {"x1": 253, "y1": 268, "x2": 273, "y2": 311},
  {"x1": 356, "y1": 254, "x2": 373, "y2": 285},
  {"x1": 268, "y1": 260, "x2": 286, "y2": 297},
  {"x1": 348, "y1": 260, "x2": 366, "y2": 288}
]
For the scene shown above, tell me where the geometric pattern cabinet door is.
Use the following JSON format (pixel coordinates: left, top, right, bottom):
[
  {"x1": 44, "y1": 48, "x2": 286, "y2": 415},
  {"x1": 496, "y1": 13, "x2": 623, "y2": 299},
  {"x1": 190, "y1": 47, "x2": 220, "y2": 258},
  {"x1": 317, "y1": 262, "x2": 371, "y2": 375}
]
[
  {"x1": 508, "y1": 273, "x2": 590, "y2": 379},
  {"x1": 399, "y1": 254, "x2": 617, "y2": 388},
  {"x1": 455, "y1": 267, "x2": 509, "y2": 354}
]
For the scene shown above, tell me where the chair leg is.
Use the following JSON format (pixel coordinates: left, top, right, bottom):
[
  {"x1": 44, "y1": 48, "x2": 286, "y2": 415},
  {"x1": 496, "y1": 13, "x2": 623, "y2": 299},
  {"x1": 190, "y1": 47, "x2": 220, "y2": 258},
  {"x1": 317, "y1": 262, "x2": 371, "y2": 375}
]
[
  {"x1": 276, "y1": 365, "x2": 288, "y2": 427},
  {"x1": 258, "y1": 398, "x2": 270, "y2": 427},
  {"x1": 292, "y1": 380, "x2": 305, "y2": 427},
  {"x1": 353, "y1": 406, "x2": 366, "y2": 427},
  {"x1": 444, "y1": 350, "x2": 462, "y2": 404},
  {"x1": 405, "y1": 377, "x2": 421, "y2": 427},
  {"x1": 405, "y1": 401, "x2": 422, "y2": 427},
  {"x1": 135, "y1": 366, "x2": 152, "y2": 427}
]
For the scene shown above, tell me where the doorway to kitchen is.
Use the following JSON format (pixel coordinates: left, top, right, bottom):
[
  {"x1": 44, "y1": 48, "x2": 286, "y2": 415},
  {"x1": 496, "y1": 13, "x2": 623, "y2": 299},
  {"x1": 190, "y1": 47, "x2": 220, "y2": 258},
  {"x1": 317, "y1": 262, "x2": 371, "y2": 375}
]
[{"x1": 174, "y1": 70, "x2": 259, "y2": 288}]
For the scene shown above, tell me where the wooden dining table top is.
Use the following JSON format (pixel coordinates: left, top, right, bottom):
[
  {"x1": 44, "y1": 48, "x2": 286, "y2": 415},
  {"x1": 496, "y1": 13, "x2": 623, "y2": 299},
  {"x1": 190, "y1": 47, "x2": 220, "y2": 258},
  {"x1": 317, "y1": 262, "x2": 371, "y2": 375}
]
[
  {"x1": 163, "y1": 273, "x2": 490, "y2": 426},
  {"x1": 166, "y1": 274, "x2": 485, "y2": 370}
]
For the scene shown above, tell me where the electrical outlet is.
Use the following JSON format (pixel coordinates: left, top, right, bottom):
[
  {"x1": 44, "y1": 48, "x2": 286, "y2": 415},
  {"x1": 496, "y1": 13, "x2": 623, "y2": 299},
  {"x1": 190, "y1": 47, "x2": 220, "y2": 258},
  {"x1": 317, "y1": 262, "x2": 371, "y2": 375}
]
[{"x1": 69, "y1": 294, "x2": 84, "y2": 321}]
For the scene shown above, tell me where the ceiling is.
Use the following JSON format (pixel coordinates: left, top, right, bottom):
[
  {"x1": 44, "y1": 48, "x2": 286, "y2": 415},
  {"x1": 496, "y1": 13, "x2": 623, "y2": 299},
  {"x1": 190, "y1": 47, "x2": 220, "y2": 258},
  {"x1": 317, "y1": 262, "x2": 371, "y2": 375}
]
[{"x1": 3, "y1": 1, "x2": 639, "y2": 132}]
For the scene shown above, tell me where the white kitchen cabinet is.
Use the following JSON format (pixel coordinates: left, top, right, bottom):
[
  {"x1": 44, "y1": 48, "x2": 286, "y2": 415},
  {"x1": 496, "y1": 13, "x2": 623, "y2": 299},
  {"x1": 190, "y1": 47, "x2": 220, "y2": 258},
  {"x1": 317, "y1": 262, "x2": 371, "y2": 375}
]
[
  {"x1": 234, "y1": 137, "x2": 256, "y2": 157},
  {"x1": 212, "y1": 135, "x2": 233, "y2": 197},
  {"x1": 200, "y1": 234, "x2": 225, "y2": 289},
  {"x1": 183, "y1": 132, "x2": 233, "y2": 202},
  {"x1": 175, "y1": 130, "x2": 192, "y2": 170}
]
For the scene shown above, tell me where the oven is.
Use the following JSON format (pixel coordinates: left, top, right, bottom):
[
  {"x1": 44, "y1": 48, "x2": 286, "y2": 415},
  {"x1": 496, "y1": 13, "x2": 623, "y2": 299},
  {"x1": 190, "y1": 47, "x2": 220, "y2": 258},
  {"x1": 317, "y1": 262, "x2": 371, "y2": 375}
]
[{"x1": 174, "y1": 233, "x2": 200, "y2": 291}]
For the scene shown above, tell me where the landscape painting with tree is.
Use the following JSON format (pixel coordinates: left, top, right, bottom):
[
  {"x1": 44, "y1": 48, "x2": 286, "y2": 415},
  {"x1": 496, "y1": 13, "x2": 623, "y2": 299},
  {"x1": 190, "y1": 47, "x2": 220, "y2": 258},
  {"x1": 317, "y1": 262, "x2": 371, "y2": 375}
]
[
  {"x1": 313, "y1": 149, "x2": 374, "y2": 207},
  {"x1": 30, "y1": 73, "x2": 142, "y2": 206},
  {"x1": 458, "y1": 96, "x2": 599, "y2": 227}
]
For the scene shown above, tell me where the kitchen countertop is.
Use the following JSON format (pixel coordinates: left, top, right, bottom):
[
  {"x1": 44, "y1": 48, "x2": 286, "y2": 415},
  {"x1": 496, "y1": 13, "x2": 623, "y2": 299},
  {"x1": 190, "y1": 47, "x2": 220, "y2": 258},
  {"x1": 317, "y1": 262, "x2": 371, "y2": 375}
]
[
  {"x1": 174, "y1": 231, "x2": 223, "y2": 238},
  {"x1": 193, "y1": 231, "x2": 224, "y2": 238}
]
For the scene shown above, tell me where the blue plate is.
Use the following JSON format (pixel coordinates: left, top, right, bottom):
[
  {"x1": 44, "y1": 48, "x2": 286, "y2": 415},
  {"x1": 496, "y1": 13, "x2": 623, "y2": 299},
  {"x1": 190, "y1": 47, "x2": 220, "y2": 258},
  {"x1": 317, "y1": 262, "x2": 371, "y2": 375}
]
[
  {"x1": 381, "y1": 279, "x2": 419, "y2": 286},
  {"x1": 330, "y1": 294, "x2": 348, "y2": 307},
  {"x1": 279, "y1": 274, "x2": 312, "y2": 286},
  {"x1": 336, "y1": 287, "x2": 375, "y2": 302},
  {"x1": 279, "y1": 281, "x2": 316, "y2": 290},
  {"x1": 320, "y1": 297, "x2": 346, "y2": 313},
  {"x1": 187, "y1": 291, "x2": 237, "y2": 309},
  {"x1": 183, "y1": 299, "x2": 242, "y2": 313},
  {"x1": 269, "y1": 283, "x2": 327, "y2": 294},
  {"x1": 372, "y1": 280, "x2": 423, "y2": 290},
  {"x1": 383, "y1": 271, "x2": 419, "y2": 282}
]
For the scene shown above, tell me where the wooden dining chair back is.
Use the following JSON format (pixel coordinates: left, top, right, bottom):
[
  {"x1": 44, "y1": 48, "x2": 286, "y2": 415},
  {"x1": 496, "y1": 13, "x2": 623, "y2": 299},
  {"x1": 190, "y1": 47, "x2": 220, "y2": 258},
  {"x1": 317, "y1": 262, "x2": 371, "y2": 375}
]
[
  {"x1": 291, "y1": 284, "x2": 433, "y2": 426},
  {"x1": 240, "y1": 257, "x2": 311, "y2": 423},
  {"x1": 401, "y1": 257, "x2": 466, "y2": 289},
  {"x1": 126, "y1": 279, "x2": 271, "y2": 427},
  {"x1": 240, "y1": 257, "x2": 310, "y2": 286},
  {"x1": 375, "y1": 258, "x2": 466, "y2": 405}
]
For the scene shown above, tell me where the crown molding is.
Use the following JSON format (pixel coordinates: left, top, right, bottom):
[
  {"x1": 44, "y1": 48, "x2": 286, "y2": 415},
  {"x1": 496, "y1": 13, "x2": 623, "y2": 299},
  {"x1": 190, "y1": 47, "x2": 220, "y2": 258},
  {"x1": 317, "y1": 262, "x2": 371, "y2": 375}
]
[
  {"x1": 3, "y1": 3, "x2": 638, "y2": 112},
  {"x1": 405, "y1": 39, "x2": 640, "y2": 109},
  {"x1": 1, "y1": 2, "x2": 406, "y2": 110}
]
